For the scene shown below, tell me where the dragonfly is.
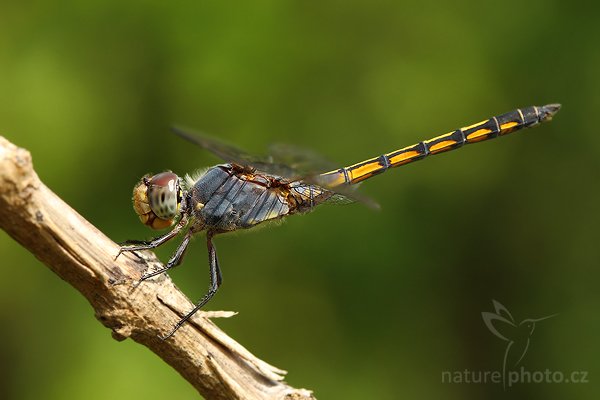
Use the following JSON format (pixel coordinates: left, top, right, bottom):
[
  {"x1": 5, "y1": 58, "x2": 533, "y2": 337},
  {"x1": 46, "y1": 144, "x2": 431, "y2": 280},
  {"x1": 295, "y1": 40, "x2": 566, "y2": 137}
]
[{"x1": 118, "y1": 103, "x2": 561, "y2": 339}]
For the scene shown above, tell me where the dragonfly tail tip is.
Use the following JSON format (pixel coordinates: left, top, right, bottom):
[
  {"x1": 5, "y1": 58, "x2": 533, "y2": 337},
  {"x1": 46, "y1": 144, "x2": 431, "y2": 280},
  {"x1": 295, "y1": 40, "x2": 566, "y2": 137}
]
[{"x1": 540, "y1": 103, "x2": 561, "y2": 121}]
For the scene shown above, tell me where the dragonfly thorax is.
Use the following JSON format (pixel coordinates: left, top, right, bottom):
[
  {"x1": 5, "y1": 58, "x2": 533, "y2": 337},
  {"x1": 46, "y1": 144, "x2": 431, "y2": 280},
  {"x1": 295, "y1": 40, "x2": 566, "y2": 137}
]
[{"x1": 132, "y1": 171, "x2": 183, "y2": 230}]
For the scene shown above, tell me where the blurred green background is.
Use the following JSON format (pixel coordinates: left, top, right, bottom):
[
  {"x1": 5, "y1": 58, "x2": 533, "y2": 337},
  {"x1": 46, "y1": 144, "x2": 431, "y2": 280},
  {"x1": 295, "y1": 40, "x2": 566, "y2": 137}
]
[{"x1": 1, "y1": 1, "x2": 598, "y2": 399}]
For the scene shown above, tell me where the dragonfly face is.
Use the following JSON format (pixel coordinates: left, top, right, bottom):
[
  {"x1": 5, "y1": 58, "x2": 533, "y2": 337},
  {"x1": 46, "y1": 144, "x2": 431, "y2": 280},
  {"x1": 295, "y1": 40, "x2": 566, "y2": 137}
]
[
  {"x1": 119, "y1": 104, "x2": 561, "y2": 340},
  {"x1": 132, "y1": 171, "x2": 183, "y2": 230}
]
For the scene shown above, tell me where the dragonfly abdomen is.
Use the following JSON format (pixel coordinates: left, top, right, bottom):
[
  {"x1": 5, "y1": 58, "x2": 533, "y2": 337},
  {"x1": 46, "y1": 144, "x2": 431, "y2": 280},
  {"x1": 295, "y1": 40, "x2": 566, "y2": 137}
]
[{"x1": 319, "y1": 104, "x2": 560, "y2": 187}]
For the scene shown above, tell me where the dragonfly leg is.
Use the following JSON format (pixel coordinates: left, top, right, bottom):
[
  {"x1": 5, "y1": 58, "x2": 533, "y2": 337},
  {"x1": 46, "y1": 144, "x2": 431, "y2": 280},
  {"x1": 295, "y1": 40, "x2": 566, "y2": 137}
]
[
  {"x1": 160, "y1": 231, "x2": 222, "y2": 340},
  {"x1": 138, "y1": 232, "x2": 192, "y2": 282},
  {"x1": 116, "y1": 217, "x2": 187, "y2": 259}
]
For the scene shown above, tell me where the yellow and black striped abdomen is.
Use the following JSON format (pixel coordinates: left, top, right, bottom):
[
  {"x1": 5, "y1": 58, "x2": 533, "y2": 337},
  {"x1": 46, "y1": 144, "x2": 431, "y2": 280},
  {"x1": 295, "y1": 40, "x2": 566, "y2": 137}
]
[{"x1": 319, "y1": 104, "x2": 560, "y2": 187}]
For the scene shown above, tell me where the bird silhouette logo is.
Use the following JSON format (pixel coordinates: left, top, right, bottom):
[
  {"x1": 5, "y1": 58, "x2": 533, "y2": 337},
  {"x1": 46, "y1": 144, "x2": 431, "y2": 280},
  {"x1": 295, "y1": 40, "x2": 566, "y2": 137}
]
[{"x1": 482, "y1": 300, "x2": 556, "y2": 389}]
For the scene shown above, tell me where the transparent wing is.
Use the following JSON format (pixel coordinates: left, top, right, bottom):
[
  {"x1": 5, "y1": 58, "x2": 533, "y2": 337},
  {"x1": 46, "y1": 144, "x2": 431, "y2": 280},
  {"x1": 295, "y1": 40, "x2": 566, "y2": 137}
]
[
  {"x1": 267, "y1": 142, "x2": 338, "y2": 177},
  {"x1": 322, "y1": 192, "x2": 356, "y2": 206},
  {"x1": 317, "y1": 183, "x2": 379, "y2": 209},
  {"x1": 172, "y1": 126, "x2": 303, "y2": 178},
  {"x1": 172, "y1": 126, "x2": 379, "y2": 209},
  {"x1": 172, "y1": 126, "x2": 264, "y2": 165}
]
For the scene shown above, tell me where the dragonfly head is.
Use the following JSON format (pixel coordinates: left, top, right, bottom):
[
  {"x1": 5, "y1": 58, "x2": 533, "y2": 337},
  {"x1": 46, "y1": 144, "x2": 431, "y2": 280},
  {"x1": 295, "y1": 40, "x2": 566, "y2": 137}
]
[{"x1": 132, "y1": 171, "x2": 183, "y2": 229}]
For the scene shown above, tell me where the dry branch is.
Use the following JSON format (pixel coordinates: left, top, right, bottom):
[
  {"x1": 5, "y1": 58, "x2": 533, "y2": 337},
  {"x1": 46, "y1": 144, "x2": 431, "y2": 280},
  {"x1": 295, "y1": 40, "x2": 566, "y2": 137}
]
[{"x1": 0, "y1": 136, "x2": 315, "y2": 400}]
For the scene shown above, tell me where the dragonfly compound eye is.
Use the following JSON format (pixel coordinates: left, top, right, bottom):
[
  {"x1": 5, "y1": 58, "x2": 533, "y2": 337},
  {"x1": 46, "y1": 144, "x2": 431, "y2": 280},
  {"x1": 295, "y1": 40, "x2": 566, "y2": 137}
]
[
  {"x1": 132, "y1": 171, "x2": 181, "y2": 229},
  {"x1": 148, "y1": 172, "x2": 181, "y2": 218}
]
